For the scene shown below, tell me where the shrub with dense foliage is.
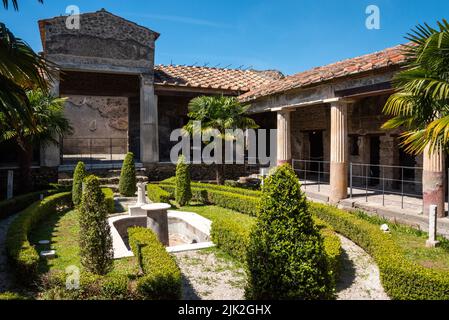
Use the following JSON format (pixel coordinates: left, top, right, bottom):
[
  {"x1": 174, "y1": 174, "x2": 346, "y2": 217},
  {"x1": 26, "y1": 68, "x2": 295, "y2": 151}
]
[
  {"x1": 119, "y1": 152, "x2": 137, "y2": 197},
  {"x1": 159, "y1": 178, "x2": 259, "y2": 216},
  {"x1": 0, "y1": 189, "x2": 58, "y2": 220},
  {"x1": 175, "y1": 155, "x2": 192, "y2": 206},
  {"x1": 101, "y1": 187, "x2": 115, "y2": 213},
  {"x1": 6, "y1": 192, "x2": 72, "y2": 282},
  {"x1": 147, "y1": 184, "x2": 171, "y2": 203},
  {"x1": 245, "y1": 164, "x2": 333, "y2": 300},
  {"x1": 128, "y1": 227, "x2": 182, "y2": 299},
  {"x1": 309, "y1": 202, "x2": 449, "y2": 300},
  {"x1": 72, "y1": 161, "x2": 86, "y2": 206},
  {"x1": 79, "y1": 176, "x2": 113, "y2": 275}
]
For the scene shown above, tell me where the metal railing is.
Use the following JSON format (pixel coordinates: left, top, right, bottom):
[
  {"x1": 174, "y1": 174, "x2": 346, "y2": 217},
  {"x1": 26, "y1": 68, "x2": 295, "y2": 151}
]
[
  {"x1": 350, "y1": 163, "x2": 423, "y2": 209},
  {"x1": 292, "y1": 159, "x2": 330, "y2": 192},
  {"x1": 61, "y1": 138, "x2": 128, "y2": 165}
]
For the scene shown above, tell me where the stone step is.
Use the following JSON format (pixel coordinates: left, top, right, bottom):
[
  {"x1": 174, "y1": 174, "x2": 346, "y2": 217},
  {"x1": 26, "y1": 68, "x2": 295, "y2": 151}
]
[{"x1": 58, "y1": 175, "x2": 148, "y2": 186}]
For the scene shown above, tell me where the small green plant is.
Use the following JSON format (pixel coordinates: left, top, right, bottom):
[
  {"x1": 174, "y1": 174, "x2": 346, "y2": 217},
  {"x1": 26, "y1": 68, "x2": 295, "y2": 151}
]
[
  {"x1": 79, "y1": 175, "x2": 113, "y2": 275},
  {"x1": 245, "y1": 164, "x2": 333, "y2": 300},
  {"x1": 175, "y1": 155, "x2": 192, "y2": 206},
  {"x1": 119, "y1": 152, "x2": 137, "y2": 197},
  {"x1": 72, "y1": 162, "x2": 86, "y2": 206}
]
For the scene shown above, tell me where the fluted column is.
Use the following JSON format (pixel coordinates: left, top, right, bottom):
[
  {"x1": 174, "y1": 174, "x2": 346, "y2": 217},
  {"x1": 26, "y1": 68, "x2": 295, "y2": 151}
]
[
  {"x1": 330, "y1": 102, "x2": 348, "y2": 203},
  {"x1": 277, "y1": 110, "x2": 291, "y2": 165},
  {"x1": 423, "y1": 143, "x2": 446, "y2": 217},
  {"x1": 140, "y1": 74, "x2": 159, "y2": 163}
]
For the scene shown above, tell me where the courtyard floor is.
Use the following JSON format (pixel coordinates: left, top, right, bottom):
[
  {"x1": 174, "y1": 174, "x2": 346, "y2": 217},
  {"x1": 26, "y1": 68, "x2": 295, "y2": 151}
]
[{"x1": 301, "y1": 180, "x2": 449, "y2": 238}]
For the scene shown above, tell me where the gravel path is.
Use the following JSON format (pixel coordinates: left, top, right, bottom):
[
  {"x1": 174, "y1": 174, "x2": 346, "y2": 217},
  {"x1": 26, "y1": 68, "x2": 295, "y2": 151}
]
[
  {"x1": 174, "y1": 235, "x2": 389, "y2": 300},
  {"x1": 0, "y1": 214, "x2": 17, "y2": 293},
  {"x1": 336, "y1": 235, "x2": 389, "y2": 300},
  {"x1": 174, "y1": 249, "x2": 246, "y2": 300}
]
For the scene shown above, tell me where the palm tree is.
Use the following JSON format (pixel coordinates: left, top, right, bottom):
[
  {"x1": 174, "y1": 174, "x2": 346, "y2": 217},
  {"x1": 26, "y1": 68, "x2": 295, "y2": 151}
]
[
  {"x1": 382, "y1": 20, "x2": 449, "y2": 155},
  {"x1": 1, "y1": 0, "x2": 52, "y2": 134},
  {"x1": 2, "y1": 0, "x2": 43, "y2": 10},
  {"x1": 183, "y1": 96, "x2": 258, "y2": 184},
  {"x1": 0, "y1": 90, "x2": 72, "y2": 192}
]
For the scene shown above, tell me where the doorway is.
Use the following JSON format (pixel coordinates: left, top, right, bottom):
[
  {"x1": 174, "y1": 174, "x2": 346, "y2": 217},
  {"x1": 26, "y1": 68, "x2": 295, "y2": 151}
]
[{"x1": 308, "y1": 131, "x2": 324, "y2": 174}]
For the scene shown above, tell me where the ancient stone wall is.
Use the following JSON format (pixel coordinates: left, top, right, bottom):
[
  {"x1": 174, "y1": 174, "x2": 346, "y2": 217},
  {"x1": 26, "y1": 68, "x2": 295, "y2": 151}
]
[{"x1": 41, "y1": 10, "x2": 157, "y2": 73}]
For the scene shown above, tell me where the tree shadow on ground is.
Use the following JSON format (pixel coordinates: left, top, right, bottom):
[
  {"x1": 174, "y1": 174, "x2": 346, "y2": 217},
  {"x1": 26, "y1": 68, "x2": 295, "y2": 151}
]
[
  {"x1": 336, "y1": 250, "x2": 357, "y2": 292},
  {"x1": 181, "y1": 273, "x2": 202, "y2": 300}
]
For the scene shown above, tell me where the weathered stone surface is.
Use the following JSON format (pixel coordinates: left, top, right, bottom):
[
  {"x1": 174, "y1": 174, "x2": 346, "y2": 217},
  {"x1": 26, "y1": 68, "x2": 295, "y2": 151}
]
[{"x1": 40, "y1": 10, "x2": 157, "y2": 73}]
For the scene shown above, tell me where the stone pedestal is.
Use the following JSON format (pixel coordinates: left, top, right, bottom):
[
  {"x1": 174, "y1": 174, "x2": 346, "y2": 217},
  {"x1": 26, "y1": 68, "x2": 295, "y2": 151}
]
[
  {"x1": 330, "y1": 102, "x2": 348, "y2": 203},
  {"x1": 136, "y1": 182, "x2": 148, "y2": 206},
  {"x1": 426, "y1": 204, "x2": 440, "y2": 248},
  {"x1": 423, "y1": 144, "x2": 446, "y2": 218},
  {"x1": 142, "y1": 203, "x2": 171, "y2": 246},
  {"x1": 277, "y1": 110, "x2": 291, "y2": 165}
]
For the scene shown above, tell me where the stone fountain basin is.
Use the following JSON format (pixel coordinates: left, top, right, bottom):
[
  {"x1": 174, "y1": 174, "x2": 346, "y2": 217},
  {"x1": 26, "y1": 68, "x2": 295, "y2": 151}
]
[{"x1": 108, "y1": 210, "x2": 214, "y2": 259}]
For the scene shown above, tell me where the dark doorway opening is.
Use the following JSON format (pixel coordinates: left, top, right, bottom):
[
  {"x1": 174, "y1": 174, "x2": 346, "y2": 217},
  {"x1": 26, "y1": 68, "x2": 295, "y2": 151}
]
[
  {"x1": 309, "y1": 131, "x2": 324, "y2": 173},
  {"x1": 399, "y1": 148, "x2": 417, "y2": 191},
  {"x1": 369, "y1": 136, "x2": 381, "y2": 186}
]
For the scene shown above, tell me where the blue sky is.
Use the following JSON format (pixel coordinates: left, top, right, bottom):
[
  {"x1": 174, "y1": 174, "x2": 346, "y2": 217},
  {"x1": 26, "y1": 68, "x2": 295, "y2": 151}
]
[{"x1": 1, "y1": 0, "x2": 448, "y2": 75}]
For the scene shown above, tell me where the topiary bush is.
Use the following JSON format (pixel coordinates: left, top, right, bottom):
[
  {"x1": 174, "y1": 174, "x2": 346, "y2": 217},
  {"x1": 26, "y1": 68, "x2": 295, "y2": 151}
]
[
  {"x1": 79, "y1": 175, "x2": 113, "y2": 275},
  {"x1": 119, "y1": 152, "x2": 137, "y2": 197},
  {"x1": 72, "y1": 161, "x2": 86, "y2": 206},
  {"x1": 175, "y1": 155, "x2": 192, "y2": 206},
  {"x1": 245, "y1": 164, "x2": 333, "y2": 300}
]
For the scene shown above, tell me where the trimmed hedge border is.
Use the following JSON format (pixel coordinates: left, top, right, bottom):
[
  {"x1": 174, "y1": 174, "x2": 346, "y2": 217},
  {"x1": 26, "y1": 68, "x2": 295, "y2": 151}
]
[
  {"x1": 146, "y1": 184, "x2": 171, "y2": 204},
  {"x1": 159, "y1": 183, "x2": 259, "y2": 216},
  {"x1": 0, "y1": 190, "x2": 59, "y2": 220},
  {"x1": 101, "y1": 187, "x2": 115, "y2": 213},
  {"x1": 309, "y1": 202, "x2": 449, "y2": 300},
  {"x1": 128, "y1": 227, "x2": 182, "y2": 299},
  {"x1": 6, "y1": 192, "x2": 72, "y2": 282}
]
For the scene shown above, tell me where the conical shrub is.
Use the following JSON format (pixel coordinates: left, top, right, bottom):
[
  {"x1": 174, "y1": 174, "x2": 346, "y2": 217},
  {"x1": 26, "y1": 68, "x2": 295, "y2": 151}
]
[
  {"x1": 79, "y1": 175, "x2": 113, "y2": 275},
  {"x1": 119, "y1": 152, "x2": 137, "y2": 197},
  {"x1": 72, "y1": 161, "x2": 86, "y2": 206},
  {"x1": 245, "y1": 164, "x2": 333, "y2": 299},
  {"x1": 175, "y1": 155, "x2": 192, "y2": 206}
]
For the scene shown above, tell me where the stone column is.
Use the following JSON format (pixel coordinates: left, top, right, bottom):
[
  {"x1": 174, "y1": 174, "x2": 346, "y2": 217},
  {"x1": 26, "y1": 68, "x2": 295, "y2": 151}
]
[
  {"x1": 330, "y1": 102, "x2": 348, "y2": 203},
  {"x1": 40, "y1": 75, "x2": 61, "y2": 167},
  {"x1": 277, "y1": 110, "x2": 291, "y2": 165},
  {"x1": 140, "y1": 74, "x2": 159, "y2": 164},
  {"x1": 423, "y1": 143, "x2": 446, "y2": 217}
]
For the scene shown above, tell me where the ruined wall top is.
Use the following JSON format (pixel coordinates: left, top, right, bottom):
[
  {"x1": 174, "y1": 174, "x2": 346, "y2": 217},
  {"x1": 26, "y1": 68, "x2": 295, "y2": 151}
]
[{"x1": 39, "y1": 9, "x2": 159, "y2": 74}]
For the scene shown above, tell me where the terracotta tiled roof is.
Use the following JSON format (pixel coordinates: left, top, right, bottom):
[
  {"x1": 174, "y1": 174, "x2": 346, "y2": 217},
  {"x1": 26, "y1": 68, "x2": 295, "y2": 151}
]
[
  {"x1": 239, "y1": 44, "x2": 408, "y2": 102},
  {"x1": 154, "y1": 65, "x2": 284, "y2": 92}
]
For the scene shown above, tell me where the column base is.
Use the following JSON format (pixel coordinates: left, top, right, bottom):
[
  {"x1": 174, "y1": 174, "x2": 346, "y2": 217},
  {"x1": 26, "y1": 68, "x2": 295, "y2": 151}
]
[
  {"x1": 330, "y1": 162, "x2": 348, "y2": 203},
  {"x1": 423, "y1": 170, "x2": 446, "y2": 218}
]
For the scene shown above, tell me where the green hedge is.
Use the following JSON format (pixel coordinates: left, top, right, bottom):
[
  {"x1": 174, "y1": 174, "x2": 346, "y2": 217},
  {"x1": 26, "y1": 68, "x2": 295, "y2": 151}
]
[
  {"x1": 147, "y1": 184, "x2": 171, "y2": 204},
  {"x1": 309, "y1": 202, "x2": 449, "y2": 300},
  {"x1": 6, "y1": 192, "x2": 72, "y2": 282},
  {"x1": 314, "y1": 217, "x2": 342, "y2": 287},
  {"x1": 0, "y1": 292, "x2": 28, "y2": 300},
  {"x1": 128, "y1": 227, "x2": 182, "y2": 299},
  {"x1": 159, "y1": 182, "x2": 259, "y2": 216},
  {"x1": 101, "y1": 187, "x2": 115, "y2": 213},
  {"x1": 0, "y1": 190, "x2": 59, "y2": 220}
]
